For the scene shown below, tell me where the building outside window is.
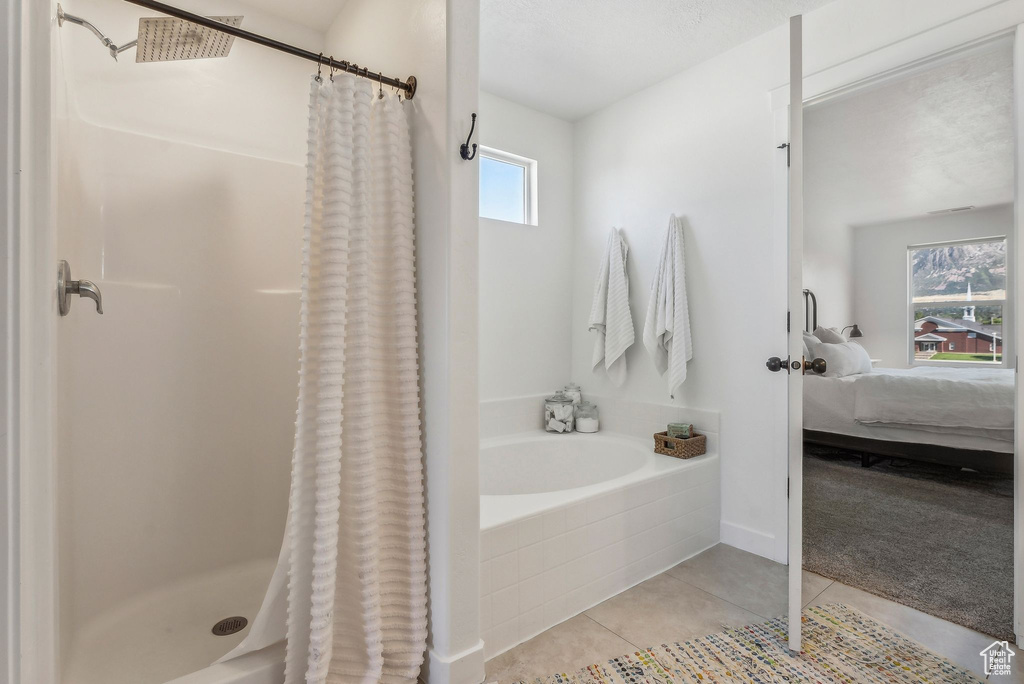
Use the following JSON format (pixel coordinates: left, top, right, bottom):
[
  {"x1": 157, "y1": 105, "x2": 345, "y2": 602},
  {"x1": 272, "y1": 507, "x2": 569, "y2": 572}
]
[{"x1": 909, "y1": 237, "x2": 1006, "y2": 365}]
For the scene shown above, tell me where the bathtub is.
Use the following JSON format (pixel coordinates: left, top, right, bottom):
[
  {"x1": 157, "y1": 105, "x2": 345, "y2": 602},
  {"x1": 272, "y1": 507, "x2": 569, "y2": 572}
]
[{"x1": 479, "y1": 430, "x2": 720, "y2": 659}]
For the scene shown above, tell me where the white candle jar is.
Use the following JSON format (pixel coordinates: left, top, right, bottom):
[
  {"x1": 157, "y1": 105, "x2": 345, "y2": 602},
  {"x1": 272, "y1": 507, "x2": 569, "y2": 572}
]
[
  {"x1": 544, "y1": 392, "x2": 575, "y2": 433},
  {"x1": 575, "y1": 401, "x2": 599, "y2": 433}
]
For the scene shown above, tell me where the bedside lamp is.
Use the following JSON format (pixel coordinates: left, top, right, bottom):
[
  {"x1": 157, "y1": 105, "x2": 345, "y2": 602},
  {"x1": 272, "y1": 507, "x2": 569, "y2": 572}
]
[{"x1": 841, "y1": 324, "x2": 864, "y2": 338}]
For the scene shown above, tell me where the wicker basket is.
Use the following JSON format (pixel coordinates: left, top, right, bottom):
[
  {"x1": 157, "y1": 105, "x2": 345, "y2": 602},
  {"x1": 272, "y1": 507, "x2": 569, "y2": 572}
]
[{"x1": 653, "y1": 431, "x2": 706, "y2": 459}]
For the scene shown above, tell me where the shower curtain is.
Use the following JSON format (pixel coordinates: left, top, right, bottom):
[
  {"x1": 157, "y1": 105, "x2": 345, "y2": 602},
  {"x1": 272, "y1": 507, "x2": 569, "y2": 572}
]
[{"x1": 220, "y1": 73, "x2": 428, "y2": 683}]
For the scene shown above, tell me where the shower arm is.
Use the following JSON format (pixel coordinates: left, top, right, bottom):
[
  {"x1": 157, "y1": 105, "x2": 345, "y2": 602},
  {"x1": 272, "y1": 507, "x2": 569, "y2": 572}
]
[{"x1": 57, "y1": 4, "x2": 138, "y2": 61}]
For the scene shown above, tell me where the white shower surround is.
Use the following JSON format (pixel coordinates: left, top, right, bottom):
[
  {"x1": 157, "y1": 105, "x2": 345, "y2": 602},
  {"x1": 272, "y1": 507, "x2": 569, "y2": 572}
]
[
  {"x1": 48, "y1": 0, "x2": 459, "y2": 681},
  {"x1": 478, "y1": 397, "x2": 720, "y2": 659}
]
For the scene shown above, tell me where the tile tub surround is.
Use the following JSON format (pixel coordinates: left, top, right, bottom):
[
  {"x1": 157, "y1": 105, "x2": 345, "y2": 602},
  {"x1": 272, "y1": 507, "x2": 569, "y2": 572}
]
[{"x1": 479, "y1": 436, "x2": 720, "y2": 660}]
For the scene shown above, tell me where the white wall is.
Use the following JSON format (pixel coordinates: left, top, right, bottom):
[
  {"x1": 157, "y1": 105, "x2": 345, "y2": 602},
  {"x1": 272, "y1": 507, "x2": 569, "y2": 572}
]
[
  {"x1": 326, "y1": 2, "x2": 483, "y2": 682},
  {"x1": 803, "y1": 221, "x2": 853, "y2": 330},
  {"x1": 853, "y1": 204, "x2": 1013, "y2": 368},
  {"x1": 571, "y1": 31, "x2": 789, "y2": 558},
  {"x1": 569, "y1": 0, "x2": 1020, "y2": 561},
  {"x1": 802, "y1": 39, "x2": 1015, "y2": 332},
  {"x1": 54, "y1": 1, "x2": 314, "y2": 674},
  {"x1": 479, "y1": 92, "x2": 574, "y2": 401}
]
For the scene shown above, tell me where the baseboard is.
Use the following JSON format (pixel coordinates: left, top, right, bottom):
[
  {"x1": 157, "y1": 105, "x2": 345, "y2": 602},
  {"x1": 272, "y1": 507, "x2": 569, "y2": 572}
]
[
  {"x1": 422, "y1": 641, "x2": 486, "y2": 684},
  {"x1": 720, "y1": 520, "x2": 776, "y2": 560}
]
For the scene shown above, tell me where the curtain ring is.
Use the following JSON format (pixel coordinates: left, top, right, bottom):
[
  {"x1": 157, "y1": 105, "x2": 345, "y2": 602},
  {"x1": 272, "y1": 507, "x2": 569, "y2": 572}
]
[
  {"x1": 378, "y1": 72, "x2": 384, "y2": 99},
  {"x1": 329, "y1": 56, "x2": 335, "y2": 82},
  {"x1": 315, "y1": 52, "x2": 323, "y2": 83}
]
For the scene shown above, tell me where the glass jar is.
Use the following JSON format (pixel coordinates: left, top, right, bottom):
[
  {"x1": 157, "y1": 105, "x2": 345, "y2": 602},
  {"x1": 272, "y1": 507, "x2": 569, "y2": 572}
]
[
  {"x1": 575, "y1": 402, "x2": 599, "y2": 433},
  {"x1": 544, "y1": 392, "x2": 575, "y2": 433},
  {"x1": 563, "y1": 382, "x2": 582, "y2": 405}
]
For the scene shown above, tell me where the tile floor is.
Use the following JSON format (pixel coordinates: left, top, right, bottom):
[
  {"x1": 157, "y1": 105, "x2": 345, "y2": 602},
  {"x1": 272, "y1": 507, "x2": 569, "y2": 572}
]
[{"x1": 484, "y1": 543, "x2": 1023, "y2": 682}]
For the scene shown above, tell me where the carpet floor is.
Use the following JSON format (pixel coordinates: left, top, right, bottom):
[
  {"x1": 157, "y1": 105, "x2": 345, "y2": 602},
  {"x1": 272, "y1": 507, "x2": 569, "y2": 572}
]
[
  {"x1": 512, "y1": 604, "x2": 983, "y2": 683},
  {"x1": 803, "y1": 446, "x2": 1013, "y2": 640}
]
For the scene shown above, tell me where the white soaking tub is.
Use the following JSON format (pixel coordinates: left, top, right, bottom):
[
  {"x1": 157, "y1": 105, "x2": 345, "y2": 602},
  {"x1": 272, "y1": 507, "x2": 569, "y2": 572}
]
[{"x1": 479, "y1": 431, "x2": 720, "y2": 659}]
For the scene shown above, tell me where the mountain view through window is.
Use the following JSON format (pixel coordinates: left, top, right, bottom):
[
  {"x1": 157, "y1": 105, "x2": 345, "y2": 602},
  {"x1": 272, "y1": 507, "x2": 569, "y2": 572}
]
[{"x1": 910, "y1": 239, "x2": 1005, "y2": 364}]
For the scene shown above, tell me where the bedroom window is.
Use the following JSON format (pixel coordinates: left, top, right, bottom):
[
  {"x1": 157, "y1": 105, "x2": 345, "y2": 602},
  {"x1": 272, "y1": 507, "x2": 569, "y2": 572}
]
[
  {"x1": 909, "y1": 237, "x2": 1006, "y2": 365},
  {"x1": 479, "y1": 147, "x2": 538, "y2": 225}
]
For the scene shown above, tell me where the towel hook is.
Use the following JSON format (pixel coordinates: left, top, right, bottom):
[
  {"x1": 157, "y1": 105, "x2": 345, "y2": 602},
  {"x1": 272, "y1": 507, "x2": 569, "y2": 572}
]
[{"x1": 460, "y1": 113, "x2": 477, "y2": 161}]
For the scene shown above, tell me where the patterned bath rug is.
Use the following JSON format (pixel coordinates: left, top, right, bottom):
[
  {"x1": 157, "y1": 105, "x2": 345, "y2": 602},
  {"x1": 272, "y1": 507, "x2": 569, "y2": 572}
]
[{"x1": 512, "y1": 604, "x2": 982, "y2": 683}]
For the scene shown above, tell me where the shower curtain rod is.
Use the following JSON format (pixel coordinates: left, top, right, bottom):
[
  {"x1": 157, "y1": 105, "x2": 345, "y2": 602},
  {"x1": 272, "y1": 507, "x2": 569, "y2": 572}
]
[{"x1": 122, "y1": 0, "x2": 417, "y2": 99}]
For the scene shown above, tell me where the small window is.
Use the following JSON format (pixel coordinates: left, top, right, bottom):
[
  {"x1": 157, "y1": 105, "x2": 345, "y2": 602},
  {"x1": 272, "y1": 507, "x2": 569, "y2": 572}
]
[
  {"x1": 479, "y1": 147, "x2": 537, "y2": 225},
  {"x1": 909, "y1": 237, "x2": 1006, "y2": 365}
]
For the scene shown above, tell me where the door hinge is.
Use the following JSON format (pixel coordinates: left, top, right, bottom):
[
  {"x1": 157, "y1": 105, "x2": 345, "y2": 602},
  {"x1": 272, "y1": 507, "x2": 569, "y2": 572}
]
[
  {"x1": 787, "y1": 311, "x2": 791, "y2": 333},
  {"x1": 787, "y1": 477, "x2": 790, "y2": 498},
  {"x1": 778, "y1": 142, "x2": 791, "y2": 167}
]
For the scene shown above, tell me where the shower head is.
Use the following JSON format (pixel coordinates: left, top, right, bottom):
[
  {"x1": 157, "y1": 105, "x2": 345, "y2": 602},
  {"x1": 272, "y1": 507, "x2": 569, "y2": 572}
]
[
  {"x1": 56, "y1": 4, "x2": 242, "y2": 63},
  {"x1": 135, "y1": 15, "x2": 243, "y2": 62}
]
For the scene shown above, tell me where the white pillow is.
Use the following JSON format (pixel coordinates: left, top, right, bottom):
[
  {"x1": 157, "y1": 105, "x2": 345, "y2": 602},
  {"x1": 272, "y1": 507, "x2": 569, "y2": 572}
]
[
  {"x1": 802, "y1": 332, "x2": 821, "y2": 359},
  {"x1": 817, "y1": 341, "x2": 872, "y2": 378},
  {"x1": 813, "y1": 326, "x2": 846, "y2": 344}
]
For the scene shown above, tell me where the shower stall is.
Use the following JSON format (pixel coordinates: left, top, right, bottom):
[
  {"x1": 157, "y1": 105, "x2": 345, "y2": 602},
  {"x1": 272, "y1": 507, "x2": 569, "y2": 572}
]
[
  {"x1": 43, "y1": 0, "x2": 421, "y2": 681},
  {"x1": 10, "y1": 0, "x2": 484, "y2": 681},
  {"x1": 53, "y1": 1, "x2": 307, "y2": 681}
]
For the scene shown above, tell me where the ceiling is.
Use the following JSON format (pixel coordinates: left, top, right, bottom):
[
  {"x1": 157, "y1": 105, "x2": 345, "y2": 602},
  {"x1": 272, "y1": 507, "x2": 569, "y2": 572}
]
[
  {"x1": 805, "y1": 38, "x2": 1014, "y2": 229},
  {"x1": 480, "y1": 0, "x2": 835, "y2": 121},
  {"x1": 235, "y1": 0, "x2": 346, "y2": 30}
]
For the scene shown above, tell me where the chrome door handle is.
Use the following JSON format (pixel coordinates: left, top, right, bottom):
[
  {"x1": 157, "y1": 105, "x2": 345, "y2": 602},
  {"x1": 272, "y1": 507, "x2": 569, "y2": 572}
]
[{"x1": 58, "y1": 260, "x2": 103, "y2": 315}]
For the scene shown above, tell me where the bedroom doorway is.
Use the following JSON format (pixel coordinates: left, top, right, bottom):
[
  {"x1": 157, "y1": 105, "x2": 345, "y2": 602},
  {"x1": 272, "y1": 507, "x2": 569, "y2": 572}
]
[{"x1": 796, "y1": 32, "x2": 1017, "y2": 645}]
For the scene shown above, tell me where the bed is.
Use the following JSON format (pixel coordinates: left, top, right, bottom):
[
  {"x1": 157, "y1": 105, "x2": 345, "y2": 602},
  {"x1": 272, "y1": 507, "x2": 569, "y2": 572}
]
[
  {"x1": 800, "y1": 290, "x2": 1013, "y2": 474},
  {"x1": 804, "y1": 366, "x2": 1014, "y2": 474}
]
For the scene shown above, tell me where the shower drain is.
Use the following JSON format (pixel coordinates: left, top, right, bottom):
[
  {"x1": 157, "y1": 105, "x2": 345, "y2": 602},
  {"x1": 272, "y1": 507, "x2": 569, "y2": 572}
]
[{"x1": 211, "y1": 616, "x2": 248, "y2": 636}]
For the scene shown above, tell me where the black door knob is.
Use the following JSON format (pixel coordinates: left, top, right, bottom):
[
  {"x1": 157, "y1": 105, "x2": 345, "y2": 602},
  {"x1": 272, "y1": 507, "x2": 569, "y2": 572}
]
[
  {"x1": 766, "y1": 356, "x2": 786, "y2": 372},
  {"x1": 805, "y1": 357, "x2": 827, "y2": 374}
]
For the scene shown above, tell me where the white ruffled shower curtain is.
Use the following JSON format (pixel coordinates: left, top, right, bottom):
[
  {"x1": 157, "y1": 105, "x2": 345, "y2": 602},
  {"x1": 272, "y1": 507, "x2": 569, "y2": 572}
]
[{"x1": 220, "y1": 73, "x2": 428, "y2": 683}]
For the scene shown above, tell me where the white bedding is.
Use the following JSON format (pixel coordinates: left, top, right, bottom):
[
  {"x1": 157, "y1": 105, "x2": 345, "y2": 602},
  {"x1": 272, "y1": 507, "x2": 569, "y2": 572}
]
[
  {"x1": 804, "y1": 366, "x2": 1015, "y2": 454},
  {"x1": 854, "y1": 366, "x2": 1013, "y2": 433}
]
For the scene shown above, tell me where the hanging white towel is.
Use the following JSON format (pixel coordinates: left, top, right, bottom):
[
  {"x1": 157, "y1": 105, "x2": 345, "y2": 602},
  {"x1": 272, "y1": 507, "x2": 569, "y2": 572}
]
[
  {"x1": 218, "y1": 74, "x2": 428, "y2": 684},
  {"x1": 589, "y1": 228, "x2": 634, "y2": 387},
  {"x1": 643, "y1": 215, "x2": 693, "y2": 396}
]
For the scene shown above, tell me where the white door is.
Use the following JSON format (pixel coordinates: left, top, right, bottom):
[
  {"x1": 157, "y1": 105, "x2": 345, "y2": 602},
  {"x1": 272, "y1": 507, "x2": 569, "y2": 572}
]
[
  {"x1": 786, "y1": 14, "x2": 804, "y2": 653},
  {"x1": 767, "y1": 15, "x2": 803, "y2": 653}
]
